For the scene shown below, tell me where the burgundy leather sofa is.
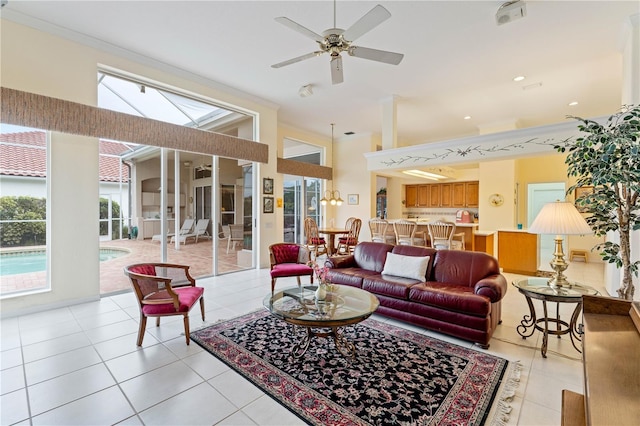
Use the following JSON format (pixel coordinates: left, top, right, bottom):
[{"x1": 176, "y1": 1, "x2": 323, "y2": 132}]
[{"x1": 324, "y1": 242, "x2": 507, "y2": 348}]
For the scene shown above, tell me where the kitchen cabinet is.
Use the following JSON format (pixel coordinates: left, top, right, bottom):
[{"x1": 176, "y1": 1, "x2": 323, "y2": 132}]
[
  {"x1": 142, "y1": 192, "x2": 160, "y2": 206},
  {"x1": 465, "y1": 182, "x2": 479, "y2": 207},
  {"x1": 428, "y1": 184, "x2": 441, "y2": 207},
  {"x1": 142, "y1": 192, "x2": 185, "y2": 207},
  {"x1": 405, "y1": 181, "x2": 479, "y2": 208},
  {"x1": 417, "y1": 185, "x2": 429, "y2": 207},
  {"x1": 142, "y1": 219, "x2": 175, "y2": 239},
  {"x1": 452, "y1": 183, "x2": 466, "y2": 207},
  {"x1": 440, "y1": 183, "x2": 452, "y2": 207},
  {"x1": 406, "y1": 185, "x2": 418, "y2": 207}
]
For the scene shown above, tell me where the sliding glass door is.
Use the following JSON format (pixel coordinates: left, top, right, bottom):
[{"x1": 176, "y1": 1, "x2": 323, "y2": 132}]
[{"x1": 283, "y1": 175, "x2": 322, "y2": 243}]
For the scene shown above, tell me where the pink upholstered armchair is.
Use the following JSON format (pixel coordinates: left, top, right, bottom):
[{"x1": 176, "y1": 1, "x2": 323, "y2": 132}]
[
  {"x1": 269, "y1": 243, "x2": 314, "y2": 294},
  {"x1": 124, "y1": 263, "x2": 205, "y2": 346}
]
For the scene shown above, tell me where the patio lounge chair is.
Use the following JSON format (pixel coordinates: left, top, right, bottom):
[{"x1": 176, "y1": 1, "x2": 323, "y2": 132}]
[
  {"x1": 226, "y1": 224, "x2": 244, "y2": 253},
  {"x1": 151, "y1": 218, "x2": 194, "y2": 242},
  {"x1": 171, "y1": 219, "x2": 211, "y2": 244}
]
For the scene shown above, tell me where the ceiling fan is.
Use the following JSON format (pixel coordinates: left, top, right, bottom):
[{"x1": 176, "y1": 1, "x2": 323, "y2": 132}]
[{"x1": 271, "y1": 1, "x2": 404, "y2": 85}]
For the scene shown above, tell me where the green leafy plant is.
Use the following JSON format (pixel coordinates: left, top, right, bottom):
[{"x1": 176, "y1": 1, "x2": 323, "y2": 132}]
[
  {"x1": 0, "y1": 196, "x2": 47, "y2": 247},
  {"x1": 555, "y1": 104, "x2": 640, "y2": 300}
]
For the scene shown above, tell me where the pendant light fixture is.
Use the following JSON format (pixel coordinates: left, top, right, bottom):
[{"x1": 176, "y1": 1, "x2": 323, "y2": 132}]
[{"x1": 320, "y1": 123, "x2": 343, "y2": 206}]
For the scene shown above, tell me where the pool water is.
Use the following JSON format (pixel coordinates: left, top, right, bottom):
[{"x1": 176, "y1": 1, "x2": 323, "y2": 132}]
[{"x1": 0, "y1": 249, "x2": 128, "y2": 276}]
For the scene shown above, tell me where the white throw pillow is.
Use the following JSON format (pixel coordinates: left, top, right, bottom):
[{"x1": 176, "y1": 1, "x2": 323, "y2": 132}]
[{"x1": 381, "y1": 252, "x2": 430, "y2": 281}]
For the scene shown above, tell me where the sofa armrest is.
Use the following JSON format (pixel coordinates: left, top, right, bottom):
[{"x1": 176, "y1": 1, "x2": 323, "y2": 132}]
[
  {"x1": 325, "y1": 255, "x2": 356, "y2": 269},
  {"x1": 474, "y1": 274, "x2": 508, "y2": 303}
]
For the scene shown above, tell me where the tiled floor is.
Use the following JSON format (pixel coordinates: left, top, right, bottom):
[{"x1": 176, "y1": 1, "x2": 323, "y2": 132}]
[{"x1": 1, "y1": 259, "x2": 606, "y2": 425}]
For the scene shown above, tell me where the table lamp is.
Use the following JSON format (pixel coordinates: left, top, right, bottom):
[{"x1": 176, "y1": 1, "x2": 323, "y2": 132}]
[{"x1": 528, "y1": 201, "x2": 592, "y2": 289}]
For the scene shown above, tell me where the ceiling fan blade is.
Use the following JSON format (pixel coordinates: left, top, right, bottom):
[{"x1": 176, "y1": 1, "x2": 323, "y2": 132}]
[
  {"x1": 348, "y1": 46, "x2": 404, "y2": 65},
  {"x1": 274, "y1": 16, "x2": 323, "y2": 42},
  {"x1": 330, "y1": 55, "x2": 344, "y2": 85},
  {"x1": 271, "y1": 51, "x2": 324, "y2": 68},
  {"x1": 341, "y1": 4, "x2": 391, "y2": 42}
]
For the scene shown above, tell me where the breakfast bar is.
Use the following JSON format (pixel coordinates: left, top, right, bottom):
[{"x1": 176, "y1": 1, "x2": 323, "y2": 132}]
[{"x1": 386, "y1": 219, "x2": 480, "y2": 251}]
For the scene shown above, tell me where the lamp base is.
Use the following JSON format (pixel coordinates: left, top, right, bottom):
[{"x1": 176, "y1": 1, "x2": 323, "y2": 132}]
[{"x1": 547, "y1": 236, "x2": 570, "y2": 289}]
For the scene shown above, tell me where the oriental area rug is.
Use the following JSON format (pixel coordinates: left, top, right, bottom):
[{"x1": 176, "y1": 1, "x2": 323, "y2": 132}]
[{"x1": 191, "y1": 310, "x2": 520, "y2": 426}]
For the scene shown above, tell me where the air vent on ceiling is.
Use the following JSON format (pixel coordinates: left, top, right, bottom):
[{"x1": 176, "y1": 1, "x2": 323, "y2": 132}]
[{"x1": 496, "y1": 1, "x2": 527, "y2": 26}]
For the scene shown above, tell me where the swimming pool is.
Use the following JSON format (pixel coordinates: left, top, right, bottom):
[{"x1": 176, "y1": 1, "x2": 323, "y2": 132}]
[{"x1": 0, "y1": 248, "x2": 129, "y2": 276}]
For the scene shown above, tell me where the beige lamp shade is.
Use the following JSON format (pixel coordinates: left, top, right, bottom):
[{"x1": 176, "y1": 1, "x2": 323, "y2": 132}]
[{"x1": 528, "y1": 201, "x2": 592, "y2": 235}]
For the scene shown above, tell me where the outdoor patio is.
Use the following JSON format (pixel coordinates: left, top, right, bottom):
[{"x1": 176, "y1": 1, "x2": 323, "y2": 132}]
[{"x1": 1, "y1": 238, "x2": 249, "y2": 296}]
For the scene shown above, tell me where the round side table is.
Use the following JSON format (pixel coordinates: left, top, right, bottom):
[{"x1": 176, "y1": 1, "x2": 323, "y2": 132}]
[{"x1": 512, "y1": 277, "x2": 599, "y2": 358}]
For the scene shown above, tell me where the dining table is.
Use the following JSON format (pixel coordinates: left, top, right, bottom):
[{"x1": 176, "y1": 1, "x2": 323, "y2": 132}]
[{"x1": 317, "y1": 227, "x2": 348, "y2": 256}]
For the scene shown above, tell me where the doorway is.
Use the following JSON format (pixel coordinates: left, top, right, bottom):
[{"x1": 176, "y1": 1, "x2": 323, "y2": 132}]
[
  {"x1": 527, "y1": 182, "x2": 566, "y2": 271},
  {"x1": 283, "y1": 176, "x2": 322, "y2": 243}
]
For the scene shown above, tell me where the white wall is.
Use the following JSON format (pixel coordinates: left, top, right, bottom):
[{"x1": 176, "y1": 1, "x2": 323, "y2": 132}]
[
  {"x1": 0, "y1": 176, "x2": 46, "y2": 197},
  {"x1": 0, "y1": 19, "x2": 279, "y2": 315}
]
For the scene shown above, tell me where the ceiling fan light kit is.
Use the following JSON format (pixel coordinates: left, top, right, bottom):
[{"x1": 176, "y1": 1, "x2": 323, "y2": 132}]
[{"x1": 272, "y1": 2, "x2": 404, "y2": 84}]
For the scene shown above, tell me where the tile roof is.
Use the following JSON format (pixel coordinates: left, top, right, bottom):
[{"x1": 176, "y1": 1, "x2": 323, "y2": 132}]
[{"x1": 1, "y1": 131, "x2": 129, "y2": 182}]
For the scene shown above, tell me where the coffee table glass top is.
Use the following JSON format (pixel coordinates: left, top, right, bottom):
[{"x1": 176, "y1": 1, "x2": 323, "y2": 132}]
[
  {"x1": 513, "y1": 277, "x2": 599, "y2": 298},
  {"x1": 264, "y1": 285, "x2": 379, "y2": 324}
]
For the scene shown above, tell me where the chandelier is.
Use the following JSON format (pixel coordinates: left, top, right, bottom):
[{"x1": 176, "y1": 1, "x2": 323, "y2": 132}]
[{"x1": 320, "y1": 123, "x2": 343, "y2": 206}]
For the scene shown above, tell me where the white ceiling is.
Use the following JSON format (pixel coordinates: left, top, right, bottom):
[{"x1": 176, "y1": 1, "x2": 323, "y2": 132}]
[{"x1": 2, "y1": 1, "x2": 638, "y2": 146}]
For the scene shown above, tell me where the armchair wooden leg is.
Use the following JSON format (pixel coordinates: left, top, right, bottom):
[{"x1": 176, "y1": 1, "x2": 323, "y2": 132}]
[
  {"x1": 271, "y1": 278, "x2": 276, "y2": 294},
  {"x1": 137, "y1": 315, "x2": 147, "y2": 346},
  {"x1": 156, "y1": 317, "x2": 161, "y2": 327},
  {"x1": 183, "y1": 315, "x2": 190, "y2": 345},
  {"x1": 296, "y1": 276, "x2": 301, "y2": 288},
  {"x1": 199, "y1": 298, "x2": 205, "y2": 321}
]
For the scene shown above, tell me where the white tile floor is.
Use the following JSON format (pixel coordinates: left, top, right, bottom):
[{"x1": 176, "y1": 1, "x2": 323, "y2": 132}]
[{"x1": 1, "y1": 260, "x2": 606, "y2": 425}]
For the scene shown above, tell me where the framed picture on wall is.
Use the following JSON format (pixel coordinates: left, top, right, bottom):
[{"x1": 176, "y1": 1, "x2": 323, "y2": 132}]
[
  {"x1": 263, "y1": 196, "x2": 274, "y2": 213},
  {"x1": 263, "y1": 178, "x2": 274, "y2": 194},
  {"x1": 574, "y1": 186, "x2": 594, "y2": 213},
  {"x1": 348, "y1": 194, "x2": 359, "y2": 205}
]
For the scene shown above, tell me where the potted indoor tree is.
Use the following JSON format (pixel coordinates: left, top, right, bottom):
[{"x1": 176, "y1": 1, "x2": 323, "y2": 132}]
[{"x1": 555, "y1": 104, "x2": 640, "y2": 300}]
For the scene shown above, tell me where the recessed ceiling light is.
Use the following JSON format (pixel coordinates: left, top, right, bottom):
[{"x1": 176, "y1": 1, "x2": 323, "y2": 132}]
[
  {"x1": 402, "y1": 169, "x2": 446, "y2": 180},
  {"x1": 568, "y1": 101, "x2": 579, "y2": 106},
  {"x1": 464, "y1": 116, "x2": 472, "y2": 120},
  {"x1": 513, "y1": 76, "x2": 525, "y2": 82}
]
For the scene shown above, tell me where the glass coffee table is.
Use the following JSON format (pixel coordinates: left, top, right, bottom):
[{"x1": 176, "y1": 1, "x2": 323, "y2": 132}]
[
  {"x1": 513, "y1": 277, "x2": 599, "y2": 357},
  {"x1": 264, "y1": 284, "x2": 379, "y2": 358}
]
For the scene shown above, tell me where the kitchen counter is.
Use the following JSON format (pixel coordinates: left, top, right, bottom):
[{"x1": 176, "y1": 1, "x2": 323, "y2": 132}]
[{"x1": 388, "y1": 219, "x2": 480, "y2": 251}]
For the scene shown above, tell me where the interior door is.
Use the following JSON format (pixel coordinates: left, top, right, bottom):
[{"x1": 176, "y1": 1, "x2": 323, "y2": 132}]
[{"x1": 527, "y1": 182, "x2": 566, "y2": 270}]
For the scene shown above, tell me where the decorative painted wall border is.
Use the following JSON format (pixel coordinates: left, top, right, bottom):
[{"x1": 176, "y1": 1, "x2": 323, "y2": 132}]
[{"x1": 363, "y1": 117, "x2": 603, "y2": 171}]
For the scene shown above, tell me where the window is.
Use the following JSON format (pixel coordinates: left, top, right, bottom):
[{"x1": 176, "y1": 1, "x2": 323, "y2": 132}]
[{"x1": 0, "y1": 125, "x2": 49, "y2": 297}]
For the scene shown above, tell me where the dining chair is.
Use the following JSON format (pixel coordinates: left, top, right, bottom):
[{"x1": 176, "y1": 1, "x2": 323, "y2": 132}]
[
  {"x1": 268, "y1": 243, "x2": 313, "y2": 294},
  {"x1": 303, "y1": 217, "x2": 328, "y2": 259},
  {"x1": 345, "y1": 217, "x2": 357, "y2": 232},
  {"x1": 337, "y1": 218, "x2": 362, "y2": 254},
  {"x1": 427, "y1": 221, "x2": 464, "y2": 250},
  {"x1": 123, "y1": 263, "x2": 205, "y2": 346},
  {"x1": 393, "y1": 219, "x2": 426, "y2": 246},
  {"x1": 226, "y1": 224, "x2": 245, "y2": 253},
  {"x1": 369, "y1": 218, "x2": 395, "y2": 244}
]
